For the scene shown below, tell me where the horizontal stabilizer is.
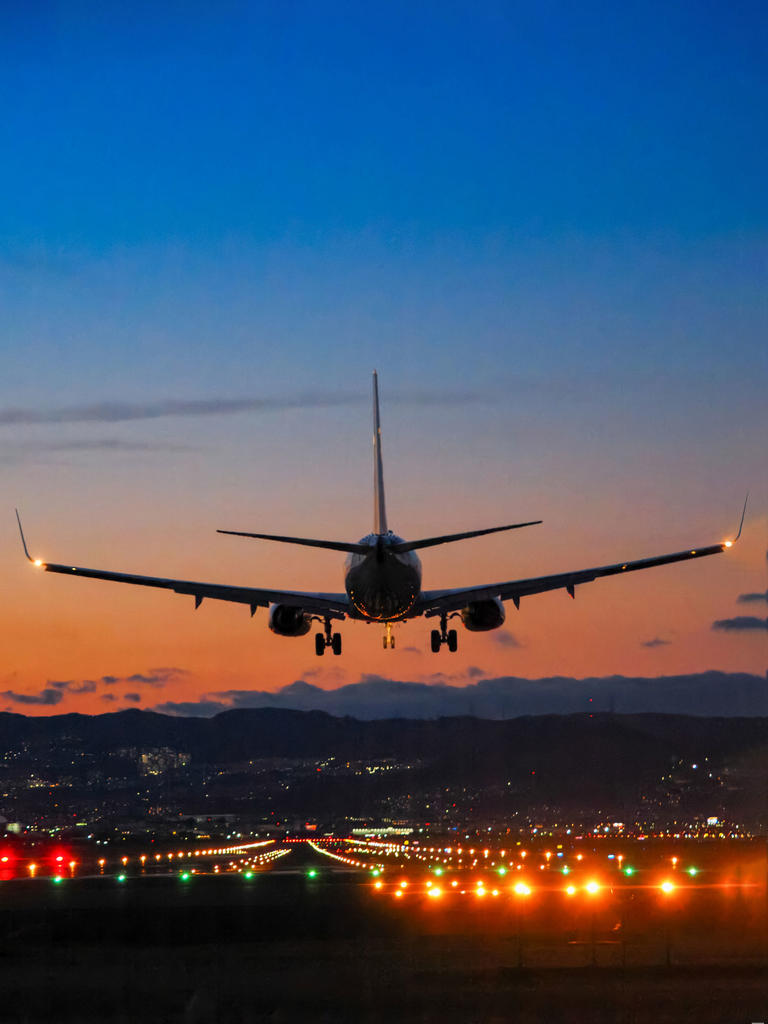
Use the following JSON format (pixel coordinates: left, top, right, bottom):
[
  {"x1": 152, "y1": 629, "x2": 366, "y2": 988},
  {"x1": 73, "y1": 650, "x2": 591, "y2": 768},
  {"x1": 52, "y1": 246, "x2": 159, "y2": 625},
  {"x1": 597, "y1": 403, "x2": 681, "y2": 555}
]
[
  {"x1": 390, "y1": 520, "x2": 542, "y2": 554},
  {"x1": 217, "y1": 529, "x2": 370, "y2": 554}
]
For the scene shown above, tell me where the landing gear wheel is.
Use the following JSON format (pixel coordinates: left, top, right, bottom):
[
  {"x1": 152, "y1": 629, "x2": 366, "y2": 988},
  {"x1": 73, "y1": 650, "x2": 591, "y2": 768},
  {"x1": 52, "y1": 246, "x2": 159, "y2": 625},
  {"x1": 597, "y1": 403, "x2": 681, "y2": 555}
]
[
  {"x1": 430, "y1": 630, "x2": 441, "y2": 653},
  {"x1": 447, "y1": 629, "x2": 458, "y2": 653},
  {"x1": 315, "y1": 633, "x2": 325, "y2": 657},
  {"x1": 331, "y1": 633, "x2": 342, "y2": 656}
]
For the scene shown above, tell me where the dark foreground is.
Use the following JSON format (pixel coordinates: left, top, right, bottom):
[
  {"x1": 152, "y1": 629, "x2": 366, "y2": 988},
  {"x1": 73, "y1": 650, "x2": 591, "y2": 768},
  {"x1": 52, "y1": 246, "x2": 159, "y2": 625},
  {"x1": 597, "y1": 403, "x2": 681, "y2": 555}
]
[{"x1": 2, "y1": 874, "x2": 768, "y2": 1023}]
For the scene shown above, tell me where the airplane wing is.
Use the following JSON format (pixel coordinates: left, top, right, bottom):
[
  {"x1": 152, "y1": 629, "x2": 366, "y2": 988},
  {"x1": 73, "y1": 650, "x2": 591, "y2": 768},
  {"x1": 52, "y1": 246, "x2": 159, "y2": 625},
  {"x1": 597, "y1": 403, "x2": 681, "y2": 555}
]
[
  {"x1": 16, "y1": 514, "x2": 349, "y2": 619},
  {"x1": 415, "y1": 540, "x2": 733, "y2": 618}
]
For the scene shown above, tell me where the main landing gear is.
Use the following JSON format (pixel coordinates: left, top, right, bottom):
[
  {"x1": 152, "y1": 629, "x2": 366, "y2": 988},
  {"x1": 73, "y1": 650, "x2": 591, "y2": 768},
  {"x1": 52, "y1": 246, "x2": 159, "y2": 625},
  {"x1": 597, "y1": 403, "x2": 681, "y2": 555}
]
[
  {"x1": 315, "y1": 618, "x2": 342, "y2": 657},
  {"x1": 382, "y1": 622, "x2": 395, "y2": 650},
  {"x1": 430, "y1": 614, "x2": 458, "y2": 653}
]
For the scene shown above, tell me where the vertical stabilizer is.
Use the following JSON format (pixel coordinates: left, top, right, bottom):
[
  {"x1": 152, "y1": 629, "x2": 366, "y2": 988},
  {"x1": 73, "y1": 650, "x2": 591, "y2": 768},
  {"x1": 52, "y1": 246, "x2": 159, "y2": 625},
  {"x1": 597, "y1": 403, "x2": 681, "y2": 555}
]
[{"x1": 372, "y1": 371, "x2": 388, "y2": 534}]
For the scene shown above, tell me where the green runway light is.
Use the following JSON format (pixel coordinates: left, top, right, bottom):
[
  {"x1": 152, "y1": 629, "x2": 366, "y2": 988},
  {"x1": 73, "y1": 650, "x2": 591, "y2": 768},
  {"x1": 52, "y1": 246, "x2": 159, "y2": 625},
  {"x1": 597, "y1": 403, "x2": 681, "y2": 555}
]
[
  {"x1": 497, "y1": 866, "x2": 507, "y2": 876},
  {"x1": 433, "y1": 867, "x2": 443, "y2": 876},
  {"x1": 244, "y1": 871, "x2": 254, "y2": 879},
  {"x1": 180, "y1": 872, "x2": 190, "y2": 881},
  {"x1": 623, "y1": 866, "x2": 635, "y2": 877},
  {"x1": 561, "y1": 865, "x2": 570, "y2": 875},
  {"x1": 52, "y1": 876, "x2": 63, "y2": 884},
  {"x1": 117, "y1": 874, "x2": 126, "y2": 882},
  {"x1": 687, "y1": 866, "x2": 698, "y2": 877},
  {"x1": 371, "y1": 869, "x2": 380, "y2": 876},
  {"x1": 307, "y1": 869, "x2": 317, "y2": 878}
]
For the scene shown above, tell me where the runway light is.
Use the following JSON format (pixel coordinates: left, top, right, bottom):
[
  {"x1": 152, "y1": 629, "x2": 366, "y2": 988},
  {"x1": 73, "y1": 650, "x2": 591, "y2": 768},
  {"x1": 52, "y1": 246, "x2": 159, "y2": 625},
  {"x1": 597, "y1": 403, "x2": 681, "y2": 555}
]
[
  {"x1": 497, "y1": 866, "x2": 507, "y2": 876},
  {"x1": 180, "y1": 872, "x2": 190, "y2": 881},
  {"x1": 585, "y1": 881, "x2": 600, "y2": 895},
  {"x1": 565, "y1": 885, "x2": 577, "y2": 896},
  {"x1": 395, "y1": 890, "x2": 403, "y2": 899},
  {"x1": 687, "y1": 867, "x2": 698, "y2": 877},
  {"x1": 623, "y1": 866, "x2": 635, "y2": 877},
  {"x1": 52, "y1": 876, "x2": 63, "y2": 884},
  {"x1": 28, "y1": 863, "x2": 37, "y2": 877},
  {"x1": 374, "y1": 880, "x2": 383, "y2": 890},
  {"x1": 117, "y1": 874, "x2": 126, "y2": 883},
  {"x1": 428, "y1": 887, "x2": 442, "y2": 899},
  {"x1": 514, "y1": 882, "x2": 531, "y2": 896},
  {"x1": 307, "y1": 869, "x2": 317, "y2": 878},
  {"x1": 660, "y1": 880, "x2": 675, "y2": 894}
]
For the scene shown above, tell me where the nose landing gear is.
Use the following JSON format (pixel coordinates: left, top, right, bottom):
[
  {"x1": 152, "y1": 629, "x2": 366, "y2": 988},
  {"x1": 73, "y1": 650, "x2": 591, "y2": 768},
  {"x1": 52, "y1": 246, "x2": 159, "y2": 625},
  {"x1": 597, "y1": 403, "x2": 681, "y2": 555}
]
[
  {"x1": 382, "y1": 621, "x2": 395, "y2": 649},
  {"x1": 430, "y1": 614, "x2": 458, "y2": 652},
  {"x1": 315, "y1": 618, "x2": 342, "y2": 656}
]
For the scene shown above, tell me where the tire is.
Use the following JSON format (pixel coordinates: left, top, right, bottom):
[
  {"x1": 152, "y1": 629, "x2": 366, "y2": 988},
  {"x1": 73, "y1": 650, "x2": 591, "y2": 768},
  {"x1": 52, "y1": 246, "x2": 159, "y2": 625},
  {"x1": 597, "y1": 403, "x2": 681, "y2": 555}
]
[
  {"x1": 447, "y1": 629, "x2": 458, "y2": 652},
  {"x1": 430, "y1": 630, "x2": 441, "y2": 653},
  {"x1": 315, "y1": 633, "x2": 325, "y2": 657},
  {"x1": 331, "y1": 633, "x2": 342, "y2": 656}
]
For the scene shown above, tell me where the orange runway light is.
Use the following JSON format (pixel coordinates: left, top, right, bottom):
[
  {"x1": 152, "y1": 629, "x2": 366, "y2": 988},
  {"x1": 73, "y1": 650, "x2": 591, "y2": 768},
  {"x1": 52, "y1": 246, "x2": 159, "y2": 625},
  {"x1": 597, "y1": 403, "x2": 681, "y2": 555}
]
[
  {"x1": 585, "y1": 881, "x2": 600, "y2": 895},
  {"x1": 513, "y1": 882, "x2": 532, "y2": 896},
  {"x1": 660, "y1": 880, "x2": 675, "y2": 894}
]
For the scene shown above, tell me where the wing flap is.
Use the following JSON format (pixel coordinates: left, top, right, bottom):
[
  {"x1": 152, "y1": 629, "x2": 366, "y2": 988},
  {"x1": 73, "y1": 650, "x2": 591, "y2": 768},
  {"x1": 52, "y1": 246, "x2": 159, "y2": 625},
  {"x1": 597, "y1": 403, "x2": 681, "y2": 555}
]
[
  {"x1": 31, "y1": 560, "x2": 349, "y2": 618},
  {"x1": 416, "y1": 541, "x2": 729, "y2": 616}
]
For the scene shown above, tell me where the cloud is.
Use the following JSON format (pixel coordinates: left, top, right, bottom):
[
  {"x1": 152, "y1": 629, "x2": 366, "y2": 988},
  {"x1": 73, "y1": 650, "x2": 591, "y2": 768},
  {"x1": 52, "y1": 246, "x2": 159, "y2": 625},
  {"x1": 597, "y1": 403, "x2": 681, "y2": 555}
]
[
  {"x1": 0, "y1": 390, "x2": 484, "y2": 429},
  {"x1": 123, "y1": 693, "x2": 142, "y2": 703},
  {"x1": 0, "y1": 439, "x2": 193, "y2": 464},
  {"x1": 641, "y1": 638, "x2": 670, "y2": 648},
  {"x1": 466, "y1": 666, "x2": 486, "y2": 678},
  {"x1": 154, "y1": 699, "x2": 227, "y2": 717},
  {"x1": 101, "y1": 694, "x2": 117, "y2": 703},
  {"x1": 0, "y1": 688, "x2": 63, "y2": 706},
  {"x1": 493, "y1": 630, "x2": 521, "y2": 648},
  {"x1": 49, "y1": 679, "x2": 98, "y2": 693},
  {"x1": 737, "y1": 592, "x2": 768, "y2": 604},
  {"x1": 151, "y1": 671, "x2": 768, "y2": 720},
  {"x1": 712, "y1": 616, "x2": 768, "y2": 632},
  {"x1": 103, "y1": 667, "x2": 187, "y2": 688}
]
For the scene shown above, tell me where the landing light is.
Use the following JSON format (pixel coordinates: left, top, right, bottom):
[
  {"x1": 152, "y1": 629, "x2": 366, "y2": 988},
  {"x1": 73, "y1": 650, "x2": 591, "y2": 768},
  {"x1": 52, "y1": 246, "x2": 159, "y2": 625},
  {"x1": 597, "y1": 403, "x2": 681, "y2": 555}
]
[
  {"x1": 725, "y1": 540, "x2": 733, "y2": 548},
  {"x1": 33, "y1": 559, "x2": 43, "y2": 567}
]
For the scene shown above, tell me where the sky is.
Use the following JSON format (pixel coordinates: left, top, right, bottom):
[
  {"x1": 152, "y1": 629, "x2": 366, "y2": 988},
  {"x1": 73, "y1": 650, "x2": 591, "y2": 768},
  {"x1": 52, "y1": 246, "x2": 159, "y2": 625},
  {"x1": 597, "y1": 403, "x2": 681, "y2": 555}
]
[{"x1": 0, "y1": 1, "x2": 766, "y2": 716}]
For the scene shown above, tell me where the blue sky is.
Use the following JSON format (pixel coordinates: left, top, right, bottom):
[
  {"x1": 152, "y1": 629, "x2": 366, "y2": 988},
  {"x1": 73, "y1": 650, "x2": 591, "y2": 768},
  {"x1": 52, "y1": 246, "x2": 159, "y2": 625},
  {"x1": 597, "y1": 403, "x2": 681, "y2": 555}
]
[{"x1": 0, "y1": 1, "x2": 765, "y2": 711}]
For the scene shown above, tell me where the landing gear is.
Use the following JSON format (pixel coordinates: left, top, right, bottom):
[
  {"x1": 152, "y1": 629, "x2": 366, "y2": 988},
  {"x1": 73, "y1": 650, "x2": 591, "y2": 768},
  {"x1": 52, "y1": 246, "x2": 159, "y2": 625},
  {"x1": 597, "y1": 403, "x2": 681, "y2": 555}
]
[
  {"x1": 430, "y1": 615, "x2": 458, "y2": 652},
  {"x1": 382, "y1": 622, "x2": 395, "y2": 649},
  {"x1": 315, "y1": 618, "x2": 342, "y2": 656}
]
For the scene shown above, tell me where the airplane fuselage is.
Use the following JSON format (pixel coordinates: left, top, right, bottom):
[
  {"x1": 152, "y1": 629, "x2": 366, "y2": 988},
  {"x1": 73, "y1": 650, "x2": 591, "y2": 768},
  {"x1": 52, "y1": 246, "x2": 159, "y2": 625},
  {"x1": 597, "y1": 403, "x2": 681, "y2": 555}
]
[{"x1": 345, "y1": 533, "x2": 422, "y2": 620}]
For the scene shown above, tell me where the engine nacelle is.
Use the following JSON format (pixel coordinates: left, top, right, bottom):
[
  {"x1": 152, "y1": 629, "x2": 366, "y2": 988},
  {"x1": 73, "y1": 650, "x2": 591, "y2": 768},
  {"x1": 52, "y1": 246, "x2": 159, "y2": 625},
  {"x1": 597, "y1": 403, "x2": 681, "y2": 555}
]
[
  {"x1": 268, "y1": 604, "x2": 312, "y2": 637},
  {"x1": 460, "y1": 597, "x2": 506, "y2": 632}
]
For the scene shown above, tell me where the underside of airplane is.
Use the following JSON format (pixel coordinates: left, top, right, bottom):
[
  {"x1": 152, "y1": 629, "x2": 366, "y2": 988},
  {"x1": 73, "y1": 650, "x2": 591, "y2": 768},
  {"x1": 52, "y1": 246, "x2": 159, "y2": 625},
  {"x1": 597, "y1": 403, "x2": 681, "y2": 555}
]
[{"x1": 17, "y1": 373, "x2": 746, "y2": 655}]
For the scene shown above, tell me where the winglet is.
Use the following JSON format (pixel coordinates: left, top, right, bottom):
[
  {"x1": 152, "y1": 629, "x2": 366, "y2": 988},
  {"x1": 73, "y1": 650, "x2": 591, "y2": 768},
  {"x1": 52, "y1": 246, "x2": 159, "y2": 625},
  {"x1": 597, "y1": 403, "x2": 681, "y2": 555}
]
[
  {"x1": 15, "y1": 509, "x2": 34, "y2": 562},
  {"x1": 734, "y1": 492, "x2": 748, "y2": 542},
  {"x1": 724, "y1": 493, "x2": 748, "y2": 548}
]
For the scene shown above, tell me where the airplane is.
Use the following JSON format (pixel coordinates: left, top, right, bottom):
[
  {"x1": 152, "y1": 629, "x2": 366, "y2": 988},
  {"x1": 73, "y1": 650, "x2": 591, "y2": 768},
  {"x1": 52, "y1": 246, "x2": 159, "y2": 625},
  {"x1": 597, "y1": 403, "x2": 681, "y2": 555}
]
[{"x1": 16, "y1": 372, "x2": 746, "y2": 657}]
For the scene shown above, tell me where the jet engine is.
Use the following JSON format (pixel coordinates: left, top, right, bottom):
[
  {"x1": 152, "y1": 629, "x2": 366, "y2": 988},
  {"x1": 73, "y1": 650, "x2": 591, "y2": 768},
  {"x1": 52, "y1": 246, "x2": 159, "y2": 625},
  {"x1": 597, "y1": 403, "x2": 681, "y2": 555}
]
[
  {"x1": 460, "y1": 597, "x2": 505, "y2": 632},
  {"x1": 268, "y1": 604, "x2": 312, "y2": 637}
]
